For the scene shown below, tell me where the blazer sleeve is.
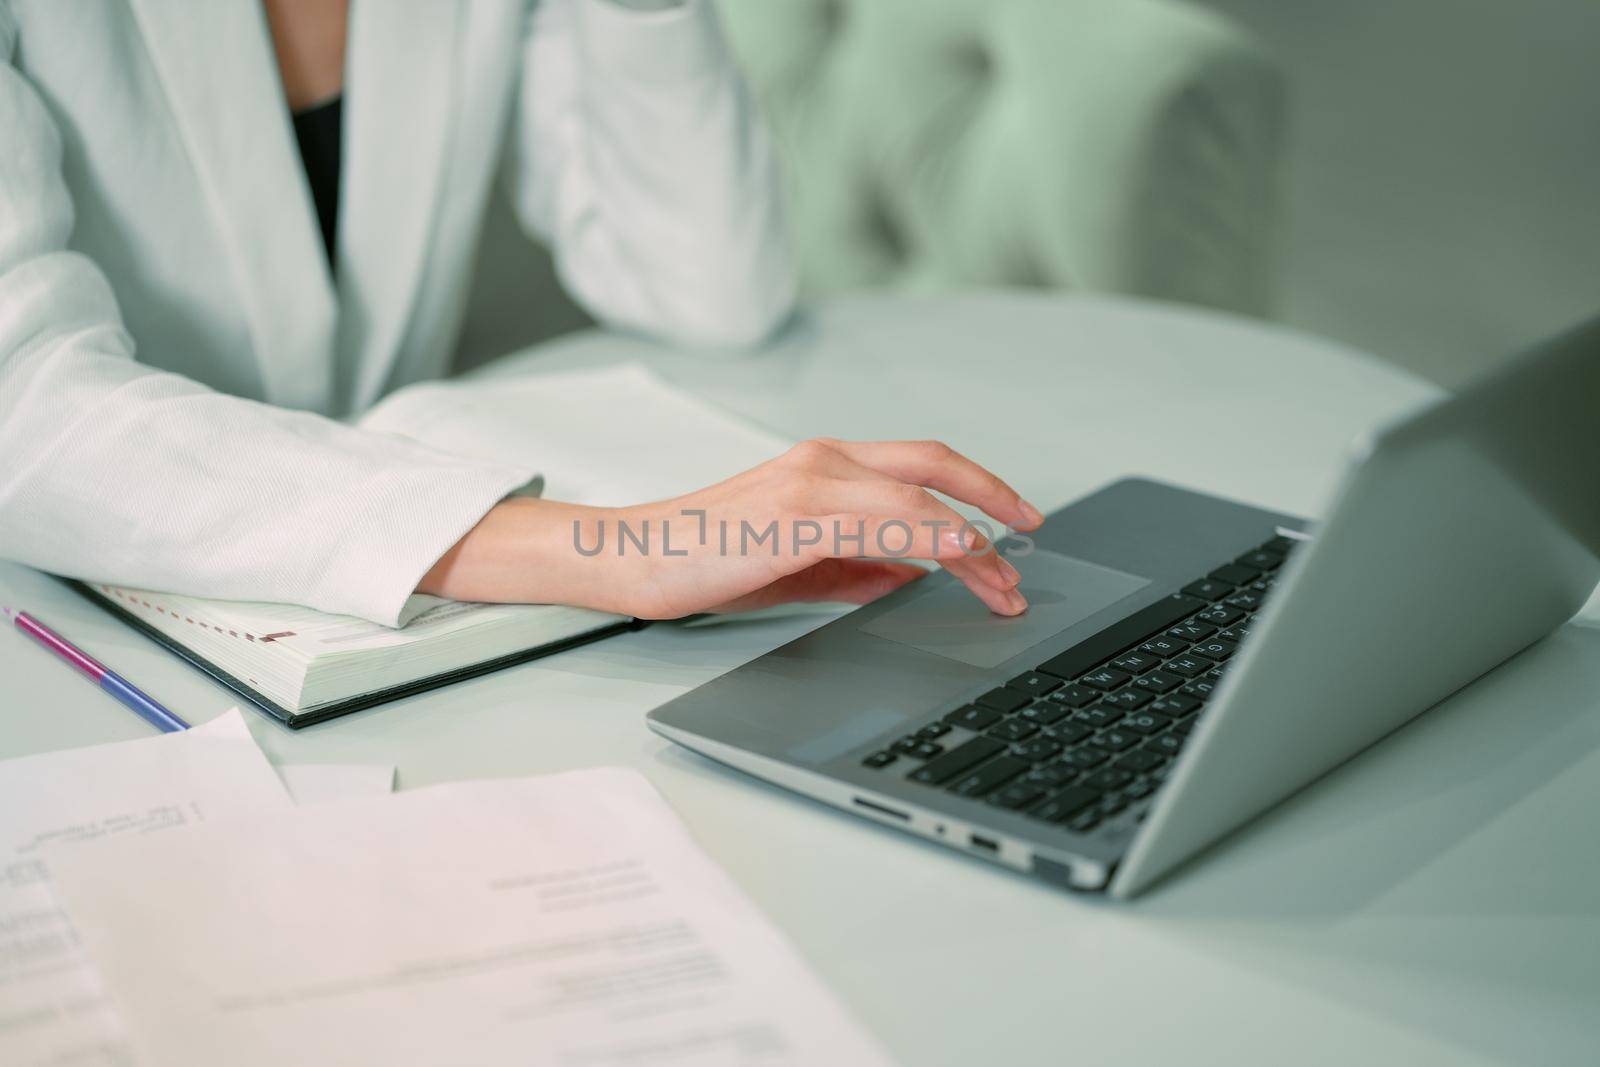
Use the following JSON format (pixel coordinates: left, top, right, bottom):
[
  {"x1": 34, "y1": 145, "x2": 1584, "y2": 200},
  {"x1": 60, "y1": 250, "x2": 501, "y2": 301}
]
[
  {"x1": 0, "y1": 26, "x2": 536, "y2": 626},
  {"x1": 506, "y1": 0, "x2": 797, "y2": 348}
]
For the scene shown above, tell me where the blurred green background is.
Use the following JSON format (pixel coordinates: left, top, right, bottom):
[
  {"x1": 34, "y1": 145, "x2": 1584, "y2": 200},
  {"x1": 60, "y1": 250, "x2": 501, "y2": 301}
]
[
  {"x1": 459, "y1": 0, "x2": 1599, "y2": 389},
  {"x1": 1190, "y1": 0, "x2": 1600, "y2": 387}
]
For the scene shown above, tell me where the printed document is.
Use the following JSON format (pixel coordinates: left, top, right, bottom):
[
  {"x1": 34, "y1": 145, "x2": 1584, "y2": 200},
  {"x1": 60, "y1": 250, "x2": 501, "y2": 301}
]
[
  {"x1": 48, "y1": 769, "x2": 895, "y2": 1066},
  {"x1": 0, "y1": 709, "x2": 291, "y2": 1065},
  {"x1": 275, "y1": 762, "x2": 397, "y2": 805}
]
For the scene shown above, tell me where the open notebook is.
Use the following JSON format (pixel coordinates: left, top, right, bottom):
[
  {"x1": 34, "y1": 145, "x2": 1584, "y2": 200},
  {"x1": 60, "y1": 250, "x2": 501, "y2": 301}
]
[{"x1": 74, "y1": 364, "x2": 791, "y2": 728}]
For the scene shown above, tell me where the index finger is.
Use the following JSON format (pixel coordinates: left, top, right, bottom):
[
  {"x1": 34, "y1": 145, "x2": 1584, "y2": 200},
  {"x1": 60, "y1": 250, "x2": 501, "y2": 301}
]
[{"x1": 818, "y1": 439, "x2": 1044, "y2": 531}]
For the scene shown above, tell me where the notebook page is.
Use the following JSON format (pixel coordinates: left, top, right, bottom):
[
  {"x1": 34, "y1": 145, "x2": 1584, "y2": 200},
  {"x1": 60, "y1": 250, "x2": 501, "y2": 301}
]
[
  {"x1": 358, "y1": 363, "x2": 793, "y2": 506},
  {"x1": 87, "y1": 585, "x2": 483, "y2": 656},
  {"x1": 88, "y1": 585, "x2": 616, "y2": 674}
]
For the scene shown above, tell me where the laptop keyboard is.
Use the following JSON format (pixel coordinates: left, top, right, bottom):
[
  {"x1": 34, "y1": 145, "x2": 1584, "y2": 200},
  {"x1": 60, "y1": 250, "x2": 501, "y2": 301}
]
[{"x1": 859, "y1": 535, "x2": 1296, "y2": 835}]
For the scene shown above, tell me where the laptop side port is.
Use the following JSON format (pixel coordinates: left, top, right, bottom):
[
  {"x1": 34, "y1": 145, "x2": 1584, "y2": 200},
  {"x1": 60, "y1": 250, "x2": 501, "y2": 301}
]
[
  {"x1": 969, "y1": 834, "x2": 1000, "y2": 853},
  {"x1": 852, "y1": 796, "x2": 911, "y2": 822}
]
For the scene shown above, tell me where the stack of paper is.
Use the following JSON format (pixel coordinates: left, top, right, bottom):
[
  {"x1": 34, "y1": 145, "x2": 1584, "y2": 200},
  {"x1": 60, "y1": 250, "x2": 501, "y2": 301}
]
[
  {"x1": 1, "y1": 719, "x2": 892, "y2": 1066},
  {"x1": 0, "y1": 710, "x2": 394, "y2": 1065}
]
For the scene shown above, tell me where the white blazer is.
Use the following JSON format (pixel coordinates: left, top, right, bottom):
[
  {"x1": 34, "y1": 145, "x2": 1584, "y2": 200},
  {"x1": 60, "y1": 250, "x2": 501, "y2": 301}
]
[{"x1": 0, "y1": 0, "x2": 793, "y2": 625}]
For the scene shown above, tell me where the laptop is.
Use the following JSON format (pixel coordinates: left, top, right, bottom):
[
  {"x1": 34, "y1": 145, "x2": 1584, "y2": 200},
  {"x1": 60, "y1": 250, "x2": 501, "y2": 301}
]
[{"x1": 647, "y1": 315, "x2": 1600, "y2": 898}]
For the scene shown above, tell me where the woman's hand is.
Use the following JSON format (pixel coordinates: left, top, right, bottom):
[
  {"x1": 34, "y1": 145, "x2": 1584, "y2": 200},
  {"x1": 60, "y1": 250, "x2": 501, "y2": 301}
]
[{"x1": 419, "y1": 438, "x2": 1044, "y2": 618}]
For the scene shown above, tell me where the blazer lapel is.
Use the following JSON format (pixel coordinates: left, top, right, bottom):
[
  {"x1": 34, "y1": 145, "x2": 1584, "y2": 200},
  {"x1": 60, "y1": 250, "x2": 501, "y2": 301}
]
[
  {"x1": 339, "y1": 0, "x2": 462, "y2": 411},
  {"x1": 130, "y1": 0, "x2": 337, "y2": 412}
]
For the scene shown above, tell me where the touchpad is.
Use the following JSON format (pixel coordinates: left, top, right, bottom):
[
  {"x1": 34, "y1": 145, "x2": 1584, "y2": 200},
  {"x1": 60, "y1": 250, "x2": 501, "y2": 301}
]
[{"x1": 859, "y1": 550, "x2": 1150, "y2": 668}]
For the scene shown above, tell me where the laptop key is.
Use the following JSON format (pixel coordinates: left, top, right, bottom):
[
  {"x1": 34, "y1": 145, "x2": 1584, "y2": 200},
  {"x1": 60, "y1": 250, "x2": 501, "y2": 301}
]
[
  {"x1": 949, "y1": 756, "x2": 1029, "y2": 798},
  {"x1": 1041, "y1": 721, "x2": 1091, "y2": 745},
  {"x1": 1150, "y1": 693, "x2": 1200, "y2": 717},
  {"x1": 1131, "y1": 670, "x2": 1182, "y2": 694},
  {"x1": 1026, "y1": 762, "x2": 1079, "y2": 788},
  {"x1": 917, "y1": 722, "x2": 952, "y2": 740},
  {"x1": 1047, "y1": 683, "x2": 1100, "y2": 708},
  {"x1": 910, "y1": 738, "x2": 1005, "y2": 785},
  {"x1": 987, "y1": 780, "x2": 1047, "y2": 809},
  {"x1": 910, "y1": 741, "x2": 945, "y2": 760},
  {"x1": 1072, "y1": 706, "x2": 1120, "y2": 728},
  {"x1": 1224, "y1": 590, "x2": 1266, "y2": 612},
  {"x1": 1096, "y1": 728, "x2": 1139, "y2": 752},
  {"x1": 1029, "y1": 785, "x2": 1100, "y2": 823},
  {"x1": 1145, "y1": 734, "x2": 1184, "y2": 756},
  {"x1": 1139, "y1": 635, "x2": 1188, "y2": 657},
  {"x1": 1191, "y1": 638, "x2": 1237, "y2": 662},
  {"x1": 1018, "y1": 702, "x2": 1071, "y2": 726},
  {"x1": 1062, "y1": 745, "x2": 1111, "y2": 770},
  {"x1": 1167, "y1": 619, "x2": 1216, "y2": 642},
  {"x1": 862, "y1": 751, "x2": 896, "y2": 768},
  {"x1": 1012, "y1": 737, "x2": 1063, "y2": 763},
  {"x1": 1214, "y1": 626, "x2": 1250, "y2": 643},
  {"x1": 1110, "y1": 650, "x2": 1162, "y2": 675},
  {"x1": 1083, "y1": 768, "x2": 1134, "y2": 791},
  {"x1": 1258, "y1": 535, "x2": 1294, "y2": 556},
  {"x1": 891, "y1": 737, "x2": 921, "y2": 754},
  {"x1": 1236, "y1": 549, "x2": 1282, "y2": 570},
  {"x1": 1081, "y1": 667, "x2": 1130, "y2": 691},
  {"x1": 1036, "y1": 595, "x2": 1205, "y2": 680},
  {"x1": 1120, "y1": 711, "x2": 1169, "y2": 735},
  {"x1": 1068, "y1": 810, "x2": 1102, "y2": 833},
  {"x1": 1179, "y1": 679, "x2": 1216, "y2": 699},
  {"x1": 1005, "y1": 672, "x2": 1062, "y2": 698},
  {"x1": 1170, "y1": 718, "x2": 1197, "y2": 737},
  {"x1": 975, "y1": 687, "x2": 1031, "y2": 713},
  {"x1": 1209, "y1": 563, "x2": 1259, "y2": 586},
  {"x1": 1182, "y1": 578, "x2": 1232, "y2": 601},
  {"x1": 986, "y1": 719, "x2": 1038, "y2": 743},
  {"x1": 1099, "y1": 688, "x2": 1152, "y2": 711},
  {"x1": 1116, "y1": 749, "x2": 1165, "y2": 774},
  {"x1": 1165, "y1": 654, "x2": 1210, "y2": 678},
  {"x1": 943, "y1": 705, "x2": 1002, "y2": 730},
  {"x1": 1195, "y1": 604, "x2": 1245, "y2": 626}
]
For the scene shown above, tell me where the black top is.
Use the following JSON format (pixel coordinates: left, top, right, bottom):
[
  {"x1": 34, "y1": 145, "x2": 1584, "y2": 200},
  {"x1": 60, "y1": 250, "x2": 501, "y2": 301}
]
[{"x1": 291, "y1": 96, "x2": 342, "y2": 268}]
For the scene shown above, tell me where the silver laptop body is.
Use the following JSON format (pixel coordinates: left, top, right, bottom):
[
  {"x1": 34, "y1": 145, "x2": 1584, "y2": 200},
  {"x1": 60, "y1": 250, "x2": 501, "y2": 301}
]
[{"x1": 647, "y1": 316, "x2": 1600, "y2": 897}]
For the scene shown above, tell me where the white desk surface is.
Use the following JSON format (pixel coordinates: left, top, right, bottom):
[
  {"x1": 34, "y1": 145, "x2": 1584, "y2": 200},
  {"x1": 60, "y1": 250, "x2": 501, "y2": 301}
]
[{"x1": 5, "y1": 292, "x2": 1598, "y2": 1066}]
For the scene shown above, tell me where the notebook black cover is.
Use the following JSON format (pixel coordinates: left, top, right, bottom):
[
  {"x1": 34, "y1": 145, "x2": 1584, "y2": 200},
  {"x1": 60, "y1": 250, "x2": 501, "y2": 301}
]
[{"x1": 65, "y1": 579, "x2": 645, "y2": 729}]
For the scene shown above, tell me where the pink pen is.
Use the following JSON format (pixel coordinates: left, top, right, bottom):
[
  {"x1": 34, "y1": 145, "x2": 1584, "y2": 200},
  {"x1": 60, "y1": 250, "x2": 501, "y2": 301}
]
[{"x1": 5, "y1": 606, "x2": 190, "y2": 732}]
